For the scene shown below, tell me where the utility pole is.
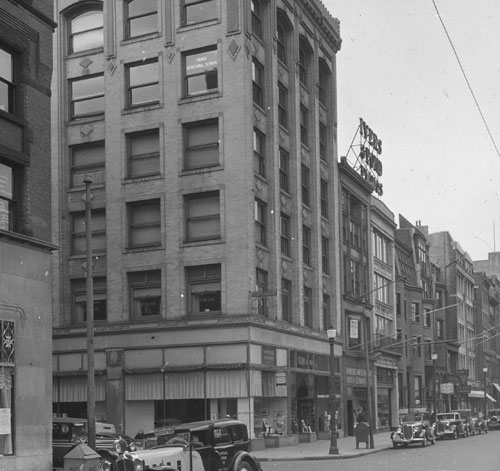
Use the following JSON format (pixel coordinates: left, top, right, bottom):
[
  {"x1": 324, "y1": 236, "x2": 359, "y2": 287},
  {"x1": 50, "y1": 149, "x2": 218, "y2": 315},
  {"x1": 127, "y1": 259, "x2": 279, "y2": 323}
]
[
  {"x1": 364, "y1": 317, "x2": 375, "y2": 449},
  {"x1": 83, "y1": 176, "x2": 96, "y2": 449}
]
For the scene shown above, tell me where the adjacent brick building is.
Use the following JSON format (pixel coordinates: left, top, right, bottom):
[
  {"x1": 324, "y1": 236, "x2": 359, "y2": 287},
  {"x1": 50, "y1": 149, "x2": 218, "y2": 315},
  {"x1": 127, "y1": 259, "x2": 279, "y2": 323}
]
[{"x1": 0, "y1": 1, "x2": 56, "y2": 469}]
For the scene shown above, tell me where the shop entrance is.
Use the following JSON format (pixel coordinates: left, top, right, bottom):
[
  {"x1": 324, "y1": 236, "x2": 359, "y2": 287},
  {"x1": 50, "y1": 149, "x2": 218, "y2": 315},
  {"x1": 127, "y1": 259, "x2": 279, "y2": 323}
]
[{"x1": 296, "y1": 377, "x2": 315, "y2": 432}]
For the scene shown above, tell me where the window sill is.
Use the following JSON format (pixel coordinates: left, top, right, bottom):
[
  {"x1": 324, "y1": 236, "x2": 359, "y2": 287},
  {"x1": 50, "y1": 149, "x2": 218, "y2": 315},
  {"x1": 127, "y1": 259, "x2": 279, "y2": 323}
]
[
  {"x1": 68, "y1": 183, "x2": 105, "y2": 192},
  {"x1": 178, "y1": 18, "x2": 220, "y2": 32},
  {"x1": 66, "y1": 47, "x2": 104, "y2": 59},
  {"x1": 182, "y1": 239, "x2": 224, "y2": 248},
  {"x1": 69, "y1": 114, "x2": 105, "y2": 125},
  {"x1": 124, "y1": 174, "x2": 162, "y2": 184},
  {"x1": 120, "y1": 32, "x2": 161, "y2": 46},
  {"x1": 180, "y1": 165, "x2": 223, "y2": 176},
  {"x1": 122, "y1": 102, "x2": 162, "y2": 115},
  {"x1": 125, "y1": 245, "x2": 163, "y2": 254},
  {"x1": 179, "y1": 91, "x2": 221, "y2": 105}
]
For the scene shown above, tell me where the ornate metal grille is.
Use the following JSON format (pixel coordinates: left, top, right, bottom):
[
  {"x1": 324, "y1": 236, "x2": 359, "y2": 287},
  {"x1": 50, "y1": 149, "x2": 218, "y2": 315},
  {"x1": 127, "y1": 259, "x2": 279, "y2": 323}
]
[{"x1": 0, "y1": 320, "x2": 14, "y2": 364}]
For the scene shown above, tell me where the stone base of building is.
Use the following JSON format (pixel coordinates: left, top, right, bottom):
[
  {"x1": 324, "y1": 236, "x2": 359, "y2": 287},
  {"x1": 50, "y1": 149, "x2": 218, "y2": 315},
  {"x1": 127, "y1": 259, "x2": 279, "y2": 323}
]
[
  {"x1": 299, "y1": 432, "x2": 318, "y2": 443},
  {"x1": 263, "y1": 434, "x2": 300, "y2": 448}
]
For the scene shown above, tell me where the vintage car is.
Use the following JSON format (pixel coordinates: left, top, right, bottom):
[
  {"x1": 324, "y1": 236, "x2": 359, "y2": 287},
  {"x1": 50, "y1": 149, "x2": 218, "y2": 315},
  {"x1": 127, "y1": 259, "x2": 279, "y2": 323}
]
[
  {"x1": 116, "y1": 419, "x2": 261, "y2": 471},
  {"x1": 53, "y1": 417, "x2": 137, "y2": 470},
  {"x1": 390, "y1": 415, "x2": 436, "y2": 448},
  {"x1": 487, "y1": 409, "x2": 500, "y2": 430},
  {"x1": 435, "y1": 412, "x2": 468, "y2": 439},
  {"x1": 453, "y1": 409, "x2": 488, "y2": 435}
]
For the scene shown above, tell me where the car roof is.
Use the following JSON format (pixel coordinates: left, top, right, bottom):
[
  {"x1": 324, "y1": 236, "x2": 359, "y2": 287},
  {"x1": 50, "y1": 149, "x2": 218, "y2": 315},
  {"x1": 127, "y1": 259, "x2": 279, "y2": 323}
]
[
  {"x1": 173, "y1": 419, "x2": 245, "y2": 431},
  {"x1": 54, "y1": 417, "x2": 87, "y2": 424}
]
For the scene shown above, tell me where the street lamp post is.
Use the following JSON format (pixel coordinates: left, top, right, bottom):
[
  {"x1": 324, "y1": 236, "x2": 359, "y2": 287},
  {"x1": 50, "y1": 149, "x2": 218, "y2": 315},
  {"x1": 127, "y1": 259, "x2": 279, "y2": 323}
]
[
  {"x1": 483, "y1": 367, "x2": 488, "y2": 420},
  {"x1": 431, "y1": 352, "x2": 438, "y2": 415},
  {"x1": 327, "y1": 329, "x2": 339, "y2": 455}
]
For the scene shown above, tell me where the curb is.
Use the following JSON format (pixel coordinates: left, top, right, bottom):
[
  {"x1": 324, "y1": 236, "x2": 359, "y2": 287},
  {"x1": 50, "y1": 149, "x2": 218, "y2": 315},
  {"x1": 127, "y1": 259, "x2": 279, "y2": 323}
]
[{"x1": 254, "y1": 445, "x2": 392, "y2": 461}]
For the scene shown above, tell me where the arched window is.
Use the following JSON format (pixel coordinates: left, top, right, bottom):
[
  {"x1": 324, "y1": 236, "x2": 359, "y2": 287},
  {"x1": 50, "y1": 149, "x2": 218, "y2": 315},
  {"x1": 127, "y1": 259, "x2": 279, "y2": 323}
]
[
  {"x1": 276, "y1": 10, "x2": 292, "y2": 66},
  {"x1": 298, "y1": 36, "x2": 312, "y2": 88},
  {"x1": 318, "y1": 59, "x2": 330, "y2": 107},
  {"x1": 69, "y1": 9, "x2": 103, "y2": 54}
]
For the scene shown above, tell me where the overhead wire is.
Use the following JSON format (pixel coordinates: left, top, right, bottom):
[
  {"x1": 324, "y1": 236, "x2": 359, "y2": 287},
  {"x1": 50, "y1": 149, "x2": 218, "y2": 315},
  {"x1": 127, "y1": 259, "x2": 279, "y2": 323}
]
[{"x1": 431, "y1": 0, "x2": 500, "y2": 159}]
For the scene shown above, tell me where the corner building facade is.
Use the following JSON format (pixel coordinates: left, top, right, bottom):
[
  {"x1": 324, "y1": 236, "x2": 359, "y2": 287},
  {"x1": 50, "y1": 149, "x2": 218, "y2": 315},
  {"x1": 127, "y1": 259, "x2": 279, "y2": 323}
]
[{"x1": 52, "y1": 0, "x2": 343, "y2": 439}]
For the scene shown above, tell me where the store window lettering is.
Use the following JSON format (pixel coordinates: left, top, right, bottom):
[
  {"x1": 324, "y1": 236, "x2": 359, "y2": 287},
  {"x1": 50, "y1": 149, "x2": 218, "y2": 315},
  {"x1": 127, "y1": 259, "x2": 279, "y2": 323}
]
[{"x1": 186, "y1": 54, "x2": 217, "y2": 72}]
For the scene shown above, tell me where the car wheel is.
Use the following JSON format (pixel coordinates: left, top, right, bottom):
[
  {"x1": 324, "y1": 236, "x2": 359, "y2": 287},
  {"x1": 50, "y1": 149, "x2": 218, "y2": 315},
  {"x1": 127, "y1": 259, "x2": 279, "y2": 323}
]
[
  {"x1": 99, "y1": 457, "x2": 112, "y2": 471},
  {"x1": 392, "y1": 442, "x2": 398, "y2": 449},
  {"x1": 236, "y1": 459, "x2": 254, "y2": 471},
  {"x1": 453, "y1": 430, "x2": 458, "y2": 440},
  {"x1": 421, "y1": 438, "x2": 426, "y2": 447}
]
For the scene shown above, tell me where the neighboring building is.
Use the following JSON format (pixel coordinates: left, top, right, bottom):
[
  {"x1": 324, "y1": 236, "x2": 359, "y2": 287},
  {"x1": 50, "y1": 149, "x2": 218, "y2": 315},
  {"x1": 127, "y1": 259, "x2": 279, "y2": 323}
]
[
  {"x1": 431, "y1": 262, "x2": 450, "y2": 413},
  {"x1": 338, "y1": 157, "x2": 374, "y2": 435},
  {"x1": 472, "y1": 272, "x2": 500, "y2": 411},
  {"x1": 0, "y1": 1, "x2": 56, "y2": 469},
  {"x1": 370, "y1": 197, "x2": 400, "y2": 430},
  {"x1": 425, "y1": 230, "x2": 476, "y2": 410},
  {"x1": 474, "y1": 251, "x2": 500, "y2": 279},
  {"x1": 395, "y1": 217, "x2": 436, "y2": 415},
  {"x1": 51, "y1": 0, "x2": 342, "y2": 439}
]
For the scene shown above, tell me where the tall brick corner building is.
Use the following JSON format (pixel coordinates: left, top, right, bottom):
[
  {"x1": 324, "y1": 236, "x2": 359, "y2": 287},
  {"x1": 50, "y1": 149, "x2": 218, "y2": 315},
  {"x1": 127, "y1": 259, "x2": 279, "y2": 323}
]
[{"x1": 51, "y1": 0, "x2": 344, "y2": 439}]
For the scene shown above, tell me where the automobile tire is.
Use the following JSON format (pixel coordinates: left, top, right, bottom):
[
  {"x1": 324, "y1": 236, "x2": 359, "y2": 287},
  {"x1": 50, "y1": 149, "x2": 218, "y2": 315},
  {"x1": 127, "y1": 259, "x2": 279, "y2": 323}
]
[
  {"x1": 99, "y1": 457, "x2": 112, "y2": 471},
  {"x1": 421, "y1": 438, "x2": 426, "y2": 447},
  {"x1": 392, "y1": 442, "x2": 398, "y2": 449},
  {"x1": 236, "y1": 459, "x2": 254, "y2": 471}
]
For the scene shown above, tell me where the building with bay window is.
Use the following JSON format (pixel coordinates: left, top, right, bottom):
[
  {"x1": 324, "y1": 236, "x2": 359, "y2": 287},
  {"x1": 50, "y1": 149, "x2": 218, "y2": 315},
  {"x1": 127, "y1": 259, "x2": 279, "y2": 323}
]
[
  {"x1": 0, "y1": 1, "x2": 56, "y2": 469},
  {"x1": 52, "y1": 0, "x2": 343, "y2": 440}
]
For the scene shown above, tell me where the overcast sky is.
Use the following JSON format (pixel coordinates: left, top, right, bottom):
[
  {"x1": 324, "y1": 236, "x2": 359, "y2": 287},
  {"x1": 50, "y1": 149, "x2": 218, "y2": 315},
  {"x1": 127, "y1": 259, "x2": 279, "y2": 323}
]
[{"x1": 324, "y1": 0, "x2": 500, "y2": 261}]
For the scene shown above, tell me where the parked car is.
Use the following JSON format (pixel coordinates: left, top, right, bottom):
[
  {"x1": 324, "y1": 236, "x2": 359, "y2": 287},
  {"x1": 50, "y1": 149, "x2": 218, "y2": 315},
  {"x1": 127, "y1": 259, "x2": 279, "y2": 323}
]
[
  {"x1": 116, "y1": 419, "x2": 261, "y2": 471},
  {"x1": 487, "y1": 409, "x2": 500, "y2": 430},
  {"x1": 390, "y1": 415, "x2": 436, "y2": 448},
  {"x1": 53, "y1": 417, "x2": 137, "y2": 470},
  {"x1": 435, "y1": 412, "x2": 468, "y2": 439},
  {"x1": 471, "y1": 413, "x2": 488, "y2": 434},
  {"x1": 452, "y1": 410, "x2": 474, "y2": 436}
]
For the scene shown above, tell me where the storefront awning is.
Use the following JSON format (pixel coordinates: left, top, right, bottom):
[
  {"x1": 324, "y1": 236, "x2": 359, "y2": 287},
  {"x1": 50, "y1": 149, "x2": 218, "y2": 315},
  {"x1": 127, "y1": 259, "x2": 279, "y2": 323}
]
[
  {"x1": 487, "y1": 393, "x2": 497, "y2": 403},
  {"x1": 469, "y1": 390, "x2": 485, "y2": 398},
  {"x1": 493, "y1": 382, "x2": 500, "y2": 393}
]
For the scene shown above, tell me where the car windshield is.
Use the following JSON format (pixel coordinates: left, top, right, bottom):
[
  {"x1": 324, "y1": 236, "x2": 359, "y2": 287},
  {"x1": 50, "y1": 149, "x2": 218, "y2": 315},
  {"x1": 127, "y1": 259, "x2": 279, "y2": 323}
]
[{"x1": 437, "y1": 414, "x2": 456, "y2": 421}]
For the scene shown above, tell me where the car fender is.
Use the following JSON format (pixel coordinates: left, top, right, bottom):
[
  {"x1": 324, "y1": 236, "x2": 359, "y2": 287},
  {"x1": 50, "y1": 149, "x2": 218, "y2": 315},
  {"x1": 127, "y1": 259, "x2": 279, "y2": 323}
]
[{"x1": 231, "y1": 450, "x2": 260, "y2": 471}]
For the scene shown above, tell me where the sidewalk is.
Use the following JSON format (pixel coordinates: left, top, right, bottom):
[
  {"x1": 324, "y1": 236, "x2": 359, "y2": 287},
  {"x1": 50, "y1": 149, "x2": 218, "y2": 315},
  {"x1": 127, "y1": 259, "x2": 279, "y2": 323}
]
[{"x1": 252, "y1": 431, "x2": 393, "y2": 461}]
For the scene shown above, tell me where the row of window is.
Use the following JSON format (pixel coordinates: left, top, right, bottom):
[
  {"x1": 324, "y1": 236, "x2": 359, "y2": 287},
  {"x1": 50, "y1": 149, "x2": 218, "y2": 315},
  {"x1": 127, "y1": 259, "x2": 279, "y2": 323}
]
[
  {"x1": 254, "y1": 200, "x2": 330, "y2": 274},
  {"x1": 71, "y1": 118, "x2": 218, "y2": 185},
  {"x1": 72, "y1": 192, "x2": 220, "y2": 253},
  {"x1": 73, "y1": 264, "x2": 219, "y2": 323},
  {"x1": 69, "y1": 0, "x2": 218, "y2": 56},
  {"x1": 73, "y1": 266, "x2": 331, "y2": 329},
  {"x1": 251, "y1": 2, "x2": 331, "y2": 106},
  {"x1": 71, "y1": 45, "x2": 218, "y2": 118}
]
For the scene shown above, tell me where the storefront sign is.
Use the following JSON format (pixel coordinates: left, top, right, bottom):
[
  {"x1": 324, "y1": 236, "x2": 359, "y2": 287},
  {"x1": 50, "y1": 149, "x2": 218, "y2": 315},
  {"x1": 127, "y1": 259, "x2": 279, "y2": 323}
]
[
  {"x1": 346, "y1": 367, "x2": 367, "y2": 386},
  {"x1": 0, "y1": 408, "x2": 10, "y2": 434},
  {"x1": 440, "y1": 382, "x2": 454, "y2": 394},
  {"x1": 275, "y1": 372, "x2": 286, "y2": 386}
]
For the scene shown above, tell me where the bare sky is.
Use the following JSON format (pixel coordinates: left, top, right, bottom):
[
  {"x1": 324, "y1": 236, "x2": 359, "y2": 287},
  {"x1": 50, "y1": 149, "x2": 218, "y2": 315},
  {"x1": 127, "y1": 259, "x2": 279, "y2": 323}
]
[{"x1": 324, "y1": 0, "x2": 500, "y2": 261}]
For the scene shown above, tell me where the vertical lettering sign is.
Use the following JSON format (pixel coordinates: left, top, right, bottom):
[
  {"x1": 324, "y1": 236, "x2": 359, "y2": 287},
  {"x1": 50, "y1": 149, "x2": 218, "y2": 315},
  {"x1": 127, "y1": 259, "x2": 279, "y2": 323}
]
[
  {"x1": 349, "y1": 319, "x2": 359, "y2": 339},
  {"x1": 358, "y1": 118, "x2": 383, "y2": 195}
]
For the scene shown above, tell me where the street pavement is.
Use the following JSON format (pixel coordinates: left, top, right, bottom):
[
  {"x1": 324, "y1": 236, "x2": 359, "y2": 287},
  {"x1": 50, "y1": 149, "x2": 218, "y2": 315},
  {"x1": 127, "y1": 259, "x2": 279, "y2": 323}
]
[{"x1": 252, "y1": 431, "x2": 393, "y2": 461}]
